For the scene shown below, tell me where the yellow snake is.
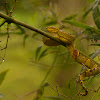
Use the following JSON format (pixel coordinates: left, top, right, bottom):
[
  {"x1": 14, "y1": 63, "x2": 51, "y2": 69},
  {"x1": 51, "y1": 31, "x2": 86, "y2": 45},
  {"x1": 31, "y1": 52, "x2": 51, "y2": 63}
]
[{"x1": 42, "y1": 27, "x2": 100, "y2": 96}]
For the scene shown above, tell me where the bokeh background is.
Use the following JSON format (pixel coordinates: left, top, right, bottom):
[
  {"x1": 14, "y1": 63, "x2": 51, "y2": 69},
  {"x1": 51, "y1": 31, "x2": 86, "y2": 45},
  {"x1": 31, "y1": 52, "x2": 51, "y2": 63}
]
[{"x1": 0, "y1": 0, "x2": 100, "y2": 100}]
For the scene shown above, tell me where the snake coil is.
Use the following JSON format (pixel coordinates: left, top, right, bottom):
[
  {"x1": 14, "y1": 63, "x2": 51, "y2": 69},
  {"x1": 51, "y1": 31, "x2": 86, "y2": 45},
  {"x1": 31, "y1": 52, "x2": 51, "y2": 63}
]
[{"x1": 43, "y1": 27, "x2": 100, "y2": 96}]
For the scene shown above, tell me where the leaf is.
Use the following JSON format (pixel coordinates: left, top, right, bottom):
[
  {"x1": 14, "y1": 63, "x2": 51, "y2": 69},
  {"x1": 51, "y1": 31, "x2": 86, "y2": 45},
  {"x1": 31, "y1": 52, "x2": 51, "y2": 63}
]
[
  {"x1": 83, "y1": 29, "x2": 93, "y2": 35},
  {"x1": 81, "y1": 33, "x2": 100, "y2": 40},
  {"x1": 35, "y1": 45, "x2": 43, "y2": 61},
  {"x1": 42, "y1": 82, "x2": 49, "y2": 87},
  {"x1": 23, "y1": 34, "x2": 29, "y2": 47},
  {"x1": 24, "y1": 34, "x2": 29, "y2": 40},
  {"x1": 44, "y1": 19, "x2": 57, "y2": 26},
  {"x1": 88, "y1": 0, "x2": 95, "y2": 3},
  {"x1": 0, "y1": 69, "x2": 9, "y2": 86},
  {"x1": 89, "y1": 43, "x2": 100, "y2": 46},
  {"x1": 63, "y1": 14, "x2": 77, "y2": 20},
  {"x1": 0, "y1": 93, "x2": 3, "y2": 98},
  {"x1": 78, "y1": 29, "x2": 93, "y2": 37},
  {"x1": 0, "y1": 32, "x2": 24, "y2": 35},
  {"x1": 62, "y1": 19, "x2": 100, "y2": 34},
  {"x1": 0, "y1": 32, "x2": 9, "y2": 35},
  {"x1": 82, "y1": 7, "x2": 92, "y2": 19},
  {"x1": 37, "y1": 87, "x2": 44, "y2": 100},
  {"x1": 87, "y1": 34, "x2": 100, "y2": 40},
  {"x1": 37, "y1": 82, "x2": 49, "y2": 100},
  {"x1": 82, "y1": 1, "x2": 100, "y2": 19},
  {"x1": 32, "y1": 32, "x2": 38, "y2": 38},
  {"x1": 62, "y1": 20, "x2": 90, "y2": 28},
  {"x1": 50, "y1": 9, "x2": 57, "y2": 18},
  {"x1": 93, "y1": 0, "x2": 100, "y2": 29},
  {"x1": 38, "y1": 48, "x2": 48, "y2": 61},
  {"x1": 68, "y1": 82, "x2": 70, "y2": 89},
  {"x1": 15, "y1": 24, "x2": 25, "y2": 35}
]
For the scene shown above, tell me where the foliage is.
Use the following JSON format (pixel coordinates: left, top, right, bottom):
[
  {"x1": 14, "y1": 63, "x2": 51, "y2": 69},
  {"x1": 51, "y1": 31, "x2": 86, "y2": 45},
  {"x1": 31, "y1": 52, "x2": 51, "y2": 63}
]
[
  {"x1": 0, "y1": 0, "x2": 100, "y2": 100},
  {"x1": 0, "y1": 69, "x2": 9, "y2": 86}
]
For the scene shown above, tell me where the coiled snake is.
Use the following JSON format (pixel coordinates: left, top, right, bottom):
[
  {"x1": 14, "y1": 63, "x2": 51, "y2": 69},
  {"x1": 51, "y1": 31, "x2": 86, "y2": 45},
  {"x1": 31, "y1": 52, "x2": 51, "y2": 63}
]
[{"x1": 42, "y1": 27, "x2": 100, "y2": 96}]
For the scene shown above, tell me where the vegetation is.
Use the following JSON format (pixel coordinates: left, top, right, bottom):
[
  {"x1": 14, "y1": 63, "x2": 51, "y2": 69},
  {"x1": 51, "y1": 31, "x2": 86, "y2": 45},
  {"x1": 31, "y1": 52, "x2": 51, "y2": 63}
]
[{"x1": 0, "y1": 0, "x2": 100, "y2": 100}]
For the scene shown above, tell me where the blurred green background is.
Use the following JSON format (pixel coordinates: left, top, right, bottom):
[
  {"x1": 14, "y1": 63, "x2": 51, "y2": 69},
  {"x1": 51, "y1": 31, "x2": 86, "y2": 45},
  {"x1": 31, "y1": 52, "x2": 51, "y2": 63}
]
[{"x1": 0, "y1": 0, "x2": 100, "y2": 100}]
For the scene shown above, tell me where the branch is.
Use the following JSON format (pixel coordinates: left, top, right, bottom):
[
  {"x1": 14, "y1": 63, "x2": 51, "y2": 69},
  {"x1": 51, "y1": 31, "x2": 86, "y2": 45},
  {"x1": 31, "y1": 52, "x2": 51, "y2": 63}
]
[{"x1": 0, "y1": 12, "x2": 65, "y2": 46}]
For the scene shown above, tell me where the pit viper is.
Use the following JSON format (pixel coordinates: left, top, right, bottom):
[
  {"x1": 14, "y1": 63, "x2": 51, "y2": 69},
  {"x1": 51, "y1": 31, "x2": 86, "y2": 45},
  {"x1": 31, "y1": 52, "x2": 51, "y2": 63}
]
[{"x1": 42, "y1": 27, "x2": 100, "y2": 96}]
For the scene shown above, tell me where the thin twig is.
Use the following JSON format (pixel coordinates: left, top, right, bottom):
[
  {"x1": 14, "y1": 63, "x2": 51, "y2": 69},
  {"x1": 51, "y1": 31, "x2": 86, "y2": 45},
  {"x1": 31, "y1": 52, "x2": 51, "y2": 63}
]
[
  {"x1": 0, "y1": 20, "x2": 6, "y2": 27},
  {"x1": 90, "y1": 86, "x2": 100, "y2": 100},
  {"x1": 10, "y1": 0, "x2": 17, "y2": 16},
  {"x1": 5, "y1": 0, "x2": 9, "y2": 15},
  {"x1": 1, "y1": 24, "x2": 10, "y2": 51},
  {"x1": 48, "y1": 83, "x2": 72, "y2": 99},
  {"x1": 18, "y1": 89, "x2": 38, "y2": 100},
  {"x1": 56, "y1": 85, "x2": 59, "y2": 99}
]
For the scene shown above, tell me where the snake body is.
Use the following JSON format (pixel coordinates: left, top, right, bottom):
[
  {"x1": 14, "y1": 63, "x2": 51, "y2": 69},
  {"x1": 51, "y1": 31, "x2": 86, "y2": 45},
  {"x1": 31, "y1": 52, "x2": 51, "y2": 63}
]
[{"x1": 43, "y1": 27, "x2": 100, "y2": 96}]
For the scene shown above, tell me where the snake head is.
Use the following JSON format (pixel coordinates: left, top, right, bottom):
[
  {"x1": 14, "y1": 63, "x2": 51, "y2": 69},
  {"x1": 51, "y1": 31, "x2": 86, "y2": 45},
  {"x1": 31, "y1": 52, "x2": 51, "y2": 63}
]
[{"x1": 46, "y1": 27, "x2": 59, "y2": 33}]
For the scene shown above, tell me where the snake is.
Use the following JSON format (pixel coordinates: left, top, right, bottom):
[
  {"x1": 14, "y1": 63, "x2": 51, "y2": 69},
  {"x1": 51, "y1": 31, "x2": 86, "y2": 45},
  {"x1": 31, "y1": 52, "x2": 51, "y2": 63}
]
[{"x1": 42, "y1": 27, "x2": 100, "y2": 96}]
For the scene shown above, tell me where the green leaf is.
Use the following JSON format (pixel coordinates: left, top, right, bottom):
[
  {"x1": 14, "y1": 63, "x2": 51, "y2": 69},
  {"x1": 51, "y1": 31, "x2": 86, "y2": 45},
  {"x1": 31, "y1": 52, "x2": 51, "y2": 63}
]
[
  {"x1": 37, "y1": 87, "x2": 44, "y2": 100},
  {"x1": 62, "y1": 20, "x2": 91, "y2": 29},
  {"x1": 23, "y1": 34, "x2": 29, "y2": 47},
  {"x1": 77, "y1": 29, "x2": 92, "y2": 38},
  {"x1": 0, "y1": 32, "x2": 8, "y2": 35},
  {"x1": 88, "y1": 0, "x2": 95, "y2": 3},
  {"x1": 0, "y1": 31, "x2": 24, "y2": 35},
  {"x1": 82, "y1": 7, "x2": 92, "y2": 19},
  {"x1": 37, "y1": 82, "x2": 49, "y2": 100},
  {"x1": 24, "y1": 34, "x2": 29, "y2": 40},
  {"x1": 44, "y1": 19, "x2": 57, "y2": 26},
  {"x1": 38, "y1": 48, "x2": 48, "y2": 61},
  {"x1": 49, "y1": 9, "x2": 57, "y2": 18},
  {"x1": 63, "y1": 14, "x2": 77, "y2": 20},
  {"x1": 42, "y1": 82, "x2": 49, "y2": 87},
  {"x1": 0, "y1": 69, "x2": 9, "y2": 86},
  {"x1": 35, "y1": 45, "x2": 43, "y2": 61},
  {"x1": 15, "y1": 24, "x2": 25, "y2": 35},
  {"x1": 87, "y1": 34, "x2": 100, "y2": 40},
  {"x1": 68, "y1": 82, "x2": 70, "y2": 89},
  {"x1": 82, "y1": 1, "x2": 100, "y2": 19},
  {"x1": 82, "y1": 29, "x2": 93, "y2": 35},
  {"x1": 32, "y1": 32, "x2": 38, "y2": 38},
  {"x1": 81, "y1": 33, "x2": 100, "y2": 40},
  {"x1": 62, "y1": 19, "x2": 100, "y2": 34},
  {"x1": 93, "y1": 0, "x2": 100, "y2": 29},
  {"x1": 89, "y1": 43, "x2": 100, "y2": 46}
]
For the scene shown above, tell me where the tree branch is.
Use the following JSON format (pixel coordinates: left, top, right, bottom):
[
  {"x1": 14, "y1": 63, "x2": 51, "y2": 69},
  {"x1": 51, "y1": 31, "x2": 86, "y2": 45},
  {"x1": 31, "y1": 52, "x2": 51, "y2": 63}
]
[{"x1": 0, "y1": 12, "x2": 65, "y2": 46}]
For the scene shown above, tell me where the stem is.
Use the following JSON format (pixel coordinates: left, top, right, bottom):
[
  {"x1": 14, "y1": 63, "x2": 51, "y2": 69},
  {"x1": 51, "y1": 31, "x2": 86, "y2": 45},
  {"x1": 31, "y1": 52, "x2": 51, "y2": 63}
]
[{"x1": 0, "y1": 12, "x2": 65, "y2": 46}]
